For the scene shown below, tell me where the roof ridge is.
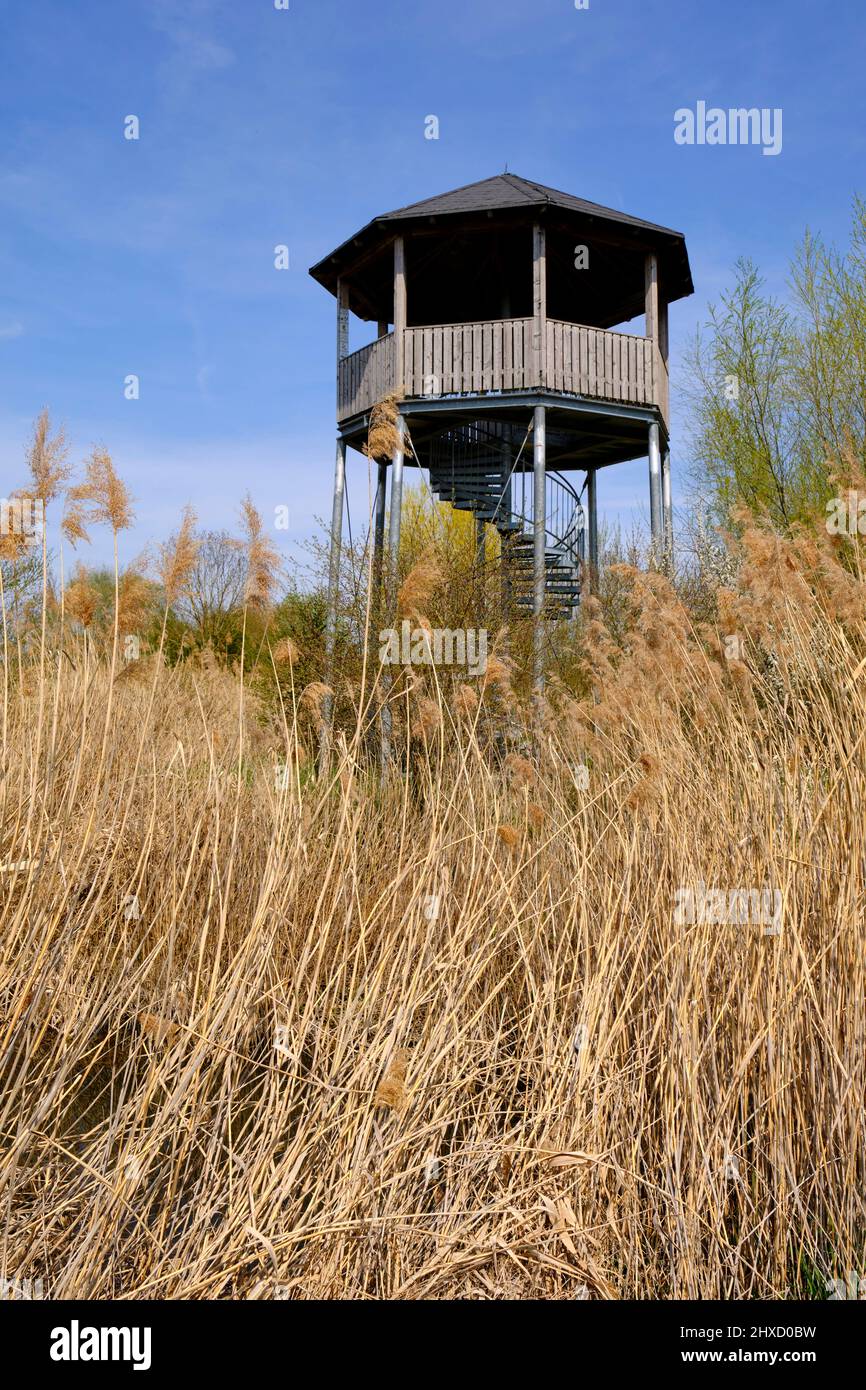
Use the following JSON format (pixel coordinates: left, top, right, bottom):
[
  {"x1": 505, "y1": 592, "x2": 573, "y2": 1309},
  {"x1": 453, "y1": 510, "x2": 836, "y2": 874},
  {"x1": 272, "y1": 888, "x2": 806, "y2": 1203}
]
[
  {"x1": 379, "y1": 173, "x2": 509, "y2": 220},
  {"x1": 499, "y1": 172, "x2": 552, "y2": 203},
  {"x1": 498, "y1": 171, "x2": 547, "y2": 204}
]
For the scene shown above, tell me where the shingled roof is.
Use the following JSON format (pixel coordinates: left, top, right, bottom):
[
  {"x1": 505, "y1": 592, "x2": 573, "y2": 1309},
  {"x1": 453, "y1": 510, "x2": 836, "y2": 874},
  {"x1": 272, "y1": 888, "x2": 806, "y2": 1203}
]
[
  {"x1": 375, "y1": 172, "x2": 686, "y2": 239},
  {"x1": 309, "y1": 173, "x2": 693, "y2": 326}
]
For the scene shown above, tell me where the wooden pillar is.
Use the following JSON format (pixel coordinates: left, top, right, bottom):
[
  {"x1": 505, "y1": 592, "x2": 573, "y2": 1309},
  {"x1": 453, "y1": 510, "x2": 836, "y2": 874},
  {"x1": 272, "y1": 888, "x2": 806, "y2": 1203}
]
[
  {"x1": 377, "y1": 319, "x2": 389, "y2": 340},
  {"x1": 645, "y1": 251, "x2": 659, "y2": 346},
  {"x1": 586, "y1": 466, "x2": 599, "y2": 593},
  {"x1": 532, "y1": 223, "x2": 547, "y2": 388},
  {"x1": 320, "y1": 437, "x2": 347, "y2": 770},
  {"x1": 335, "y1": 279, "x2": 349, "y2": 416},
  {"x1": 659, "y1": 297, "x2": 669, "y2": 368},
  {"x1": 393, "y1": 237, "x2": 407, "y2": 392},
  {"x1": 337, "y1": 278, "x2": 350, "y2": 361},
  {"x1": 532, "y1": 404, "x2": 546, "y2": 692}
]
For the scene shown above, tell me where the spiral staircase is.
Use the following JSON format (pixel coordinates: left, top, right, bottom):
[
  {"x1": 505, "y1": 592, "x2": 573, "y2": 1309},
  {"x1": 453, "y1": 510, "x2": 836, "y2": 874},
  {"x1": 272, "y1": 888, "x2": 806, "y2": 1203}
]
[{"x1": 422, "y1": 421, "x2": 585, "y2": 618}]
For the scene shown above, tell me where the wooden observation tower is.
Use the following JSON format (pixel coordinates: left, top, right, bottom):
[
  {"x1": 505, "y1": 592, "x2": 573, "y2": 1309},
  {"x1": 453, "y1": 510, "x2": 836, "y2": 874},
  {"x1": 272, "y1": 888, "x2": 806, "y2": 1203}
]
[{"x1": 309, "y1": 172, "x2": 693, "y2": 699}]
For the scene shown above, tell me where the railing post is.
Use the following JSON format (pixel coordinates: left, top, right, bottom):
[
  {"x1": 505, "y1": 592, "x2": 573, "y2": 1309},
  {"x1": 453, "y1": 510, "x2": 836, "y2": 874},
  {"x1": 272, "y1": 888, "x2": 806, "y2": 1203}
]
[{"x1": 533, "y1": 404, "x2": 546, "y2": 693}]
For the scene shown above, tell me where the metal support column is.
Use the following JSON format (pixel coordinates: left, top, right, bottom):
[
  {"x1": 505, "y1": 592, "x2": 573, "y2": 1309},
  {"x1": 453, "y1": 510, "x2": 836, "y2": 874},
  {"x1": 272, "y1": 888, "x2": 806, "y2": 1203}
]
[
  {"x1": 586, "y1": 466, "x2": 598, "y2": 594},
  {"x1": 648, "y1": 421, "x2": 664, "y2": 560},
  {"x1": 662, "y1": 446, "x2": 673, "y2": 565},
  {"x1": 320, "y1": 436, "x2": 346, "y2": 770},
  {"x1": 533, "y1": 404, "x2": 546, "y2": 693},
  {"x1": 372, "y1": 459, "x2": 387, "y2": 603},
  {"x1": 380, "y1": 416, "x2": 405, "y2": 771}
]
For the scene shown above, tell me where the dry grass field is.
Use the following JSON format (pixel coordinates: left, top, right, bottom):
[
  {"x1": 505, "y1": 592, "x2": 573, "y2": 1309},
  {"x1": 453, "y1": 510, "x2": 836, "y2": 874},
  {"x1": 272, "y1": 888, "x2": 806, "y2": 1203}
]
[{"x1": 1, "y1": 445, "x2": 865, "y2": 1301}]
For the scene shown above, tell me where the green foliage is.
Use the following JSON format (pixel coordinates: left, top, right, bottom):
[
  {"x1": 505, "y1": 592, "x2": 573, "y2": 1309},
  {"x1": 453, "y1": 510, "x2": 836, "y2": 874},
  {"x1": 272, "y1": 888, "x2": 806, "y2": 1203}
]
[{"x1": 687, "y1": 200, "x2": 866, "y2": 529}]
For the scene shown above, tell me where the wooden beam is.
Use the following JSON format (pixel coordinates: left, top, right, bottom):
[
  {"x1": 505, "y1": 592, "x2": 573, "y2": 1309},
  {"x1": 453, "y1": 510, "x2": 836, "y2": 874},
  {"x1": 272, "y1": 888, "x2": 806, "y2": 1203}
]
[
  {"x1": 533, "y1": 223, "x2": 547, "y2": 388},
  {"x1": 644, "y1": 252, "x2": 659, "y2": 342},
  {"x1": 336, "y1": 279, "x2": 350, "y2": 415},
  {"x1": 337, "y1": 279, "x2": 350, "y2": 360},
  {"x1": 393, "y1": 236, "x2": 407, "y2": 393}
]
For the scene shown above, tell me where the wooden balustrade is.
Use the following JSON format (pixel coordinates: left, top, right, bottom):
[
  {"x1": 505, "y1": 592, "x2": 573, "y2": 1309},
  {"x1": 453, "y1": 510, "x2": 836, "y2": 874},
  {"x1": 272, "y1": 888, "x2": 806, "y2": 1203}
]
[{"x1": 337, "y1": 318, "x2": 668, "y2": 427}]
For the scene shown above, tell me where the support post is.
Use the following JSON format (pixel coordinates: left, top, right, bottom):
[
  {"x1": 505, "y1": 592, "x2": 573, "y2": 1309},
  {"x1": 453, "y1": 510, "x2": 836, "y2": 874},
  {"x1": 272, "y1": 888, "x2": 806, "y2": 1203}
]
[
  {"x1": 337, "y1": 278, "x2": 350, "y2": 362},
  {"x1": 645, "y1": 252, "x2": 664, "y2": 561},
  {"x1": 533, "y1": 404, "x2": 546, "y2": 693},
  {"x1": 500, "y1": 442, "x2": 513, "y2": 619},
  {"x1": 393, "y1": 237, "x2": 407, "y2": 392},
  {"x1": 586, "y1": 466, "x2": 599, "y2": 593},
  {"x1": 532, "y1": 223, "x2": 547, "y2": 388},
  {"x1": 380, "y1": 415, "x2": 405, "y2": 772},
  {"x1": 388, "y1": 416, "x2": 405, "y2": 587},
  {"x1": 377, "y1": 319, "x2": 389, "y2": 340},
  {"x1": 662, "y1": 446, "x2": 673, "y2": 563},
  {"x1": 372, "y1": 459, "x2": 387, "y2": 601},
  {"x1": 336, "y1": 279, "x2": 349, "y2": 416},
  {"x1": 320, "y1": 437, "x2": 347, "y2": 770},
  {"x1": 648, "y1": 422, "x2": 664, "y2": 559},
  {"x1": 658, "y1": 295, "x2": 670, "y2": 430},
  {"x1": 645, "y1": 251, "x2": 659, "y2": 345}
]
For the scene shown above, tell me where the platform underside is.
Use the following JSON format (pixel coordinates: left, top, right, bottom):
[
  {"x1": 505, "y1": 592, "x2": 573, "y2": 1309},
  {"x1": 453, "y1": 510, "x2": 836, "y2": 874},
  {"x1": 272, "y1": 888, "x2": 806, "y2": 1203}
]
[{"x1": 338, "y1": 390, "x2": 666, "y2": 473}]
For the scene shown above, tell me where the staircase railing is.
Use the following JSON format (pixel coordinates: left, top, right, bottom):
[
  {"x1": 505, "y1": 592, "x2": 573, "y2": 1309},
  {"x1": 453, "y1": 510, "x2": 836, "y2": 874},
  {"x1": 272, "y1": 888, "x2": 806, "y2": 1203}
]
[
  {"x1": 421, "y1": 422, "x2": 586, "y2": 604},
  {"x1": 510, "y1": 468, "x2": 585, "y2": 570}
]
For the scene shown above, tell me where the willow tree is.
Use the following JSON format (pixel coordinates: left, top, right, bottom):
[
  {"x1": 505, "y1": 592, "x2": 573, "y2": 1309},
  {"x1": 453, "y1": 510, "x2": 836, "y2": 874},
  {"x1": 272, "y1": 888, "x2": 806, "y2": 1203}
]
[{"x1": 686, "y1": 199, "x2": 866, "y2": 529}]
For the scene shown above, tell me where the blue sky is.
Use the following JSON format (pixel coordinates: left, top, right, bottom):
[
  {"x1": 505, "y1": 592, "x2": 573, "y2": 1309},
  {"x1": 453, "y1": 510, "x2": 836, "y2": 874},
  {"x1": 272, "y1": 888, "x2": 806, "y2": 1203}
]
[{"x1": 1, "y1": 0, "x2": 864, "y2": 575}]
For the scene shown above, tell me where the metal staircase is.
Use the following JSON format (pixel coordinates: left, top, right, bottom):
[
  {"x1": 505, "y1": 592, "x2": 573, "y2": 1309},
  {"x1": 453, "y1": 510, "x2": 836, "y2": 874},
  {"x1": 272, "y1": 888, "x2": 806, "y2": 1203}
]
[{"x1": 423, "y1": 422, "x2": 585, "y2": 618}]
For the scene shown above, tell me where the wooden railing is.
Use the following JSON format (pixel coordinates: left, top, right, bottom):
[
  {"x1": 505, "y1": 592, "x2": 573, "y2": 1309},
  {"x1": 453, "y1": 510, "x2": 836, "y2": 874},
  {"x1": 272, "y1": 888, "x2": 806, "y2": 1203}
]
[
  {"x1": 338, "y1": 333, "x2": 395, "y2": 421},
  {"x1": 337, "y1": 318, "x2": 668, "y2": 426},
  {"x1": 545, "y1": 320, "x2": 656, "y2": 410},
  {"x1": 404, "y1": 318, "x2": 535, "y2": 398}
]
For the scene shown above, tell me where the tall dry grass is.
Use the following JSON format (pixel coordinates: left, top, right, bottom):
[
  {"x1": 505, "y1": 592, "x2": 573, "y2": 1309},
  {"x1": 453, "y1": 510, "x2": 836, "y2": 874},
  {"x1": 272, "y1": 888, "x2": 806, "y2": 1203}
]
[{"x1": 1, "y1": 471, "x2": 865, "y2": 1299}]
